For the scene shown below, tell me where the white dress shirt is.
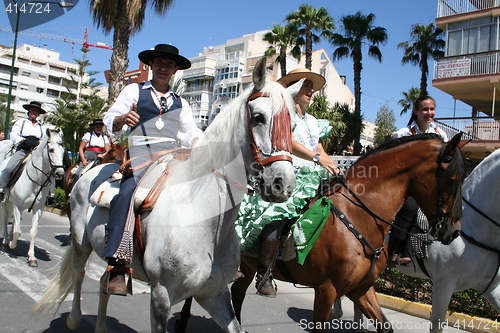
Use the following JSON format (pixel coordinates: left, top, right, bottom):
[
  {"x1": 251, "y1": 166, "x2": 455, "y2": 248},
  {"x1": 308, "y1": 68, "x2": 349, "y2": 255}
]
[{"x1": 104, "y1": 81, "x2": 202, "y2": 148}]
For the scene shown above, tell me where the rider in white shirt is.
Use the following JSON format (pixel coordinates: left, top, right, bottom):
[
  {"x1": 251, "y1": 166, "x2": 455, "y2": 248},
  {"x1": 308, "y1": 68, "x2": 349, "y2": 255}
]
[{"x1": 0, "y1": 101, "x2": 47, "y2": 202}]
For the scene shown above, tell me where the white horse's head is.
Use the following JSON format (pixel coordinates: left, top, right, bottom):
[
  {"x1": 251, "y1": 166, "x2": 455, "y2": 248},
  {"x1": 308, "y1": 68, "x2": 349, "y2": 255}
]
[
  {"x1": 242, "y1": 58, "x2": 298, "y2": 202},
  {"x1": 189, "y1": 58, "x2": 297, "y2": 203},
  {"x1": 40, "y1": 129, "x2": 65, "y2": 180}
]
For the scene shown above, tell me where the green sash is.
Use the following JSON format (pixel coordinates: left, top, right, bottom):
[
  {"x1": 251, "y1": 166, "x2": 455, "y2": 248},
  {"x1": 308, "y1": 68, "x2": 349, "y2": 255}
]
[{"x1": 291, "y1": 196, "x2": 332, "y2": 265}]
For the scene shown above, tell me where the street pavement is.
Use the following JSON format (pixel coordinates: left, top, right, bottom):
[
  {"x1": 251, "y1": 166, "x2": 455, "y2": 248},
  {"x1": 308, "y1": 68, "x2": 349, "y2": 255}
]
[{"x1": 0, "y1": 210, "x2": 469, "y2": 332}]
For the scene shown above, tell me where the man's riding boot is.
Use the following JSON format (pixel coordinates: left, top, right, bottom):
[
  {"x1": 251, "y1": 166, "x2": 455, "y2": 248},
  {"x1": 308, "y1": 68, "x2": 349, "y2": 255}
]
[
  {"x1": 103, "y1": 258, "x2": 128, "y2": 296},
  {"x1": 255, "y1": 239, "x2": 280, "y2": 297}
]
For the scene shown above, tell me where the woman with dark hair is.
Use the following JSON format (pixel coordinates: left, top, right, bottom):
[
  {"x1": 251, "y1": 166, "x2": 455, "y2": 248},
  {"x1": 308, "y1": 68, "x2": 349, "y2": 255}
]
[
  {"x1": 388, "y1": 95, "x2": 448, "y2": 267},
  {"x1": 73, "y1": 119, "x2": 110, "y2": 180}
]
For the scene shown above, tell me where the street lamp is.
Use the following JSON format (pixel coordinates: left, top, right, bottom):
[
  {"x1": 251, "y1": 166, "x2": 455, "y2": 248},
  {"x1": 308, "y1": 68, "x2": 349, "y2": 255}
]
[{"x1": 4, "y1": 0, "x2": 74, "y2": 137}]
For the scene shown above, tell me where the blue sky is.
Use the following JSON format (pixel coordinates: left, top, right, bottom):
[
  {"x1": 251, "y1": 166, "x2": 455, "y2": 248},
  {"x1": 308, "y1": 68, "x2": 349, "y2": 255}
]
[{"x1": 0, "y1": 0, "x2": 472, "y2": 129}]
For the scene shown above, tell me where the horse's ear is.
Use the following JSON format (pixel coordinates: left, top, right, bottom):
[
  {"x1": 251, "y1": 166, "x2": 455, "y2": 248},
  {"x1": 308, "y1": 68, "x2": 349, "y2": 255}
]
[
  {"x1": 253, "y1": 57, "x2": 267, "y2": 91},
  {"x1": 46, "y1": 128, "x2": 51, "y2": 137},
  {"x1": 444, "y1": 132, "x2": 463, "y2": 156},
  {"x1": 459, "y1": 137, "x2": 472, "y2": 149},
  {"x1": 286, "y1": 78, "x2": 305, "y2": 98}
]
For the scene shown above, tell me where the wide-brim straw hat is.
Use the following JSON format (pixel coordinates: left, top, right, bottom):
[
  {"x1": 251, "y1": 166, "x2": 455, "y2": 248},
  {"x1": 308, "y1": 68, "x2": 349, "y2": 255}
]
[
  {"x1": 278, "y1": 68, "x2": 326, "y2": 90},
  {"x1": 138, "y1": 44, "x2": 191, "y2": 70},
  {"x1": 89, "y1": 119, "x2": 104, "y2": 126},
  {"x1": 22, "y1": 101, "x2": 46, "y2": 114}
]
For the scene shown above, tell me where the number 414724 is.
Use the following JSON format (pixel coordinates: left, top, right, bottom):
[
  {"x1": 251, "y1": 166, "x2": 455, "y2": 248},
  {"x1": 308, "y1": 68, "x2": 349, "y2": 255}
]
[{"x1": 5, "y1": 3, "x2": 52, "y2": 14}]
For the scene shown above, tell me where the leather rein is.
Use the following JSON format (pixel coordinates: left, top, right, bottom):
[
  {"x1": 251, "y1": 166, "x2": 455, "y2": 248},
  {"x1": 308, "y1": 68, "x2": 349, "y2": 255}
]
[
  {"x1": 246, "y1": 91, "x2": 292, "y2": 168},
  {"x1": 322, "y1": 141, "x2": 457, "y2": 282},
  {"x1": 26, "y1": 137, "x2": 64, "y2": 212}
]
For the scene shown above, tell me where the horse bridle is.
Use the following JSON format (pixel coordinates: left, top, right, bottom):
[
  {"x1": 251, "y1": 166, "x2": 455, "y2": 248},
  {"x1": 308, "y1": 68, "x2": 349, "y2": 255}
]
[
  {"x1": 28, "y1": 137, "x2": 64, "y2": 184},
  {"x1": 26, "y1": 137, "x2": 64, "y2": 212},
  {"x1": 426, "y1": 143, "x2": 462, "y2": 239},
  {"x1": 246, "y1": 91, "x2": 293, "y2": 169}
]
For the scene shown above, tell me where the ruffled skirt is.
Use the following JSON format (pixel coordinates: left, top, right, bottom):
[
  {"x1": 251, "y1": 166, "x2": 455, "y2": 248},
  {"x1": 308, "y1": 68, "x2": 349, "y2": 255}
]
[{"x1": 235, "y1": 166, "x2": 331, "y2": 251}]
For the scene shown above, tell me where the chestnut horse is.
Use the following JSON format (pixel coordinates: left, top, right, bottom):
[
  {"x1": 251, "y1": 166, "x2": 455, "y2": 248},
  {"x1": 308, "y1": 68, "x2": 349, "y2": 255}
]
[
  {"x1": 233, "y1": 133, "x2": 464, "y2": 333},
  {"x1": 177, "y1": 133, "x2": 465, "y2": 333}
]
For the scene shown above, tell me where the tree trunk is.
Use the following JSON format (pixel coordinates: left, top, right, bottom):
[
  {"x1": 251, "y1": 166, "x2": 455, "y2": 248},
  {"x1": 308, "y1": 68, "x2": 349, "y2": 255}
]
[
  {"x1": 107, "y1": 15, "x2": 132, "y2": 107},
  {"x1": 305, "y1": 29, "x2": 313, "y2": 70},
  {"x1": 420, "y1": 52, "x2": 429, "y2": 96},
  {"x1": 280, "y1": 48, "x2": 287, "y2": 78},
  {"x1": 353, "y1": 53, "x2": 363, "y2": 155}
]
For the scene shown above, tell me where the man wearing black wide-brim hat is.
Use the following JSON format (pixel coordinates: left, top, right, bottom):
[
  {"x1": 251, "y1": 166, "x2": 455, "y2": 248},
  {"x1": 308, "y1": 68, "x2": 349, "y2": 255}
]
[
  {"x1": 101, "y1": 44, "x2": 202, "y2": 296},
  {"x1": 0, "y1": 101, "x2": 48, "y2": 202}
]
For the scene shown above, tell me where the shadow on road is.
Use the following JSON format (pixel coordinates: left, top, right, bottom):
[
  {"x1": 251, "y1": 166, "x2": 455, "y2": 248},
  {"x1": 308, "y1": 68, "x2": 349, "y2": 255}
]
[{"x1": 0, "y1": 238, "x2": 51, "y2": 262}]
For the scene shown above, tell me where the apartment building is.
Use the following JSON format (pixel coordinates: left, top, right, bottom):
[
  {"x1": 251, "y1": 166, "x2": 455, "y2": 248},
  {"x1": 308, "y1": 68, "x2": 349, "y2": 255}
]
[
  {"x1": 0, "y1": 43, "x2": 80, "y2": 120},
  {"x1": 433, "y1": 0, "x2": 500, "y2": 161},
  {"x1": 181, "y1": 30, "x2": 355, "y2": 127}
]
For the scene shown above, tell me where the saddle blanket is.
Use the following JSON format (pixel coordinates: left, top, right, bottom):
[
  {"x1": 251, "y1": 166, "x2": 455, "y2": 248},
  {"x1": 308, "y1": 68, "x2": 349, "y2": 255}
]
[
  {"x1": 90, "y1": 152, "x2": 176, "y2": 210},
  {"x1": 243, "y1": 197, "x2": 333, "y2": 264}
]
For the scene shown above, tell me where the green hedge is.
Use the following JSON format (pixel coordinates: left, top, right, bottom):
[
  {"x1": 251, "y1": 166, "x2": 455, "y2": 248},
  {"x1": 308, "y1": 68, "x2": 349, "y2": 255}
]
[
  {"x1": 375, "y1": 268, "x2": 500, "y2": 320},
  {"x1": 52, "y1": 187, "x2": 66, "y2": 209}
]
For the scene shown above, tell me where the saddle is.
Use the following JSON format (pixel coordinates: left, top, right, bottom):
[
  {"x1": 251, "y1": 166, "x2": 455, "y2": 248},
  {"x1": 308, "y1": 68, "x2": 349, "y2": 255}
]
[
  {"x1": 4, "y1": 152, "x2": 32, "y2": 188},
  {"x1": 90, "y1": 149, "x2": 187, "y2": 211}
]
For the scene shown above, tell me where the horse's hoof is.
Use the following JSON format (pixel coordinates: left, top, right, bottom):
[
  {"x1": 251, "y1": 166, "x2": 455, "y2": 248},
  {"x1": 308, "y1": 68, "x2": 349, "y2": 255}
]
[
  {"x1": 28, "y1": 259, "x2": 38, "y2": 267},
  {"x1": 65, "y1": 314, "x2": 81, "y2": 330}
]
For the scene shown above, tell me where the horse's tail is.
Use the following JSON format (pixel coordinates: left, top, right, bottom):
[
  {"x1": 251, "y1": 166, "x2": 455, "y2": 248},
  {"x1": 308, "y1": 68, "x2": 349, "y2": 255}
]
[{"x1": 30, "y1": 240, "x2": 79, "y2": 315}]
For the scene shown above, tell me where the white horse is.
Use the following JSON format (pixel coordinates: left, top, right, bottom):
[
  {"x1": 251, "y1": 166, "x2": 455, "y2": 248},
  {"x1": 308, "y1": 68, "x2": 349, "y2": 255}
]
[
  {"x1": 0, "y1": 139, "x2": 14, "y2": 163},
  {"x1": 33, "y1": 58, "x2": 300, "y2": 333},
  {"x1": 334, "y1": 148, "x2": 500, "y2": 332},
  {"x1": 0, "y1": 129, "x2": 65, "y2": 266}
]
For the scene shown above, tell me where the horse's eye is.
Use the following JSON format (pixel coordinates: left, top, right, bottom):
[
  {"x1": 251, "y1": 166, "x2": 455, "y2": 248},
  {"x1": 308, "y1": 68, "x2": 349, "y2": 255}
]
[
  {"x1": 253, "y1": 113, "x2": 266, "y2": 124},
  {"x1": 49, "y1": 148, "x2": 54, "y2": 153}
]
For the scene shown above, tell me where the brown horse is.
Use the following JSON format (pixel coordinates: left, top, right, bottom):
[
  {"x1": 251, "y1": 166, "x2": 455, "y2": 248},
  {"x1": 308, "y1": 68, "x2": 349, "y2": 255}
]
[
  {"x1": 232, "y1": 133, "x2": 465, "y2": 333},
  {"x1": 175, "y1": 133, "x2": 465, "y2": 333}
]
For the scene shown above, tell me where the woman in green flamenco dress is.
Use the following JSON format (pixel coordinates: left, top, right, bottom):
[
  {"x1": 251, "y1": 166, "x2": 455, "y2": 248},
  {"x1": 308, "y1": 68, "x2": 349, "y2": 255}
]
[{"x1": 236, "y1": 68, "x2": 343, "y2": 297}]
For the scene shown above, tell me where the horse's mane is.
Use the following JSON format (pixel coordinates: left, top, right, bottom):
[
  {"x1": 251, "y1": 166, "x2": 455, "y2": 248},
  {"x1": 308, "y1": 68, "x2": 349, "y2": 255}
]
[
  {"x1": 354, "y1": 133, "x2": 443, "y2": 166},
  {"x1": 168, "y1": 81, "x2": 295, "y2": 184},
  {"x1": 353, "y1": 132, "x2": 465, "y2": 200}
]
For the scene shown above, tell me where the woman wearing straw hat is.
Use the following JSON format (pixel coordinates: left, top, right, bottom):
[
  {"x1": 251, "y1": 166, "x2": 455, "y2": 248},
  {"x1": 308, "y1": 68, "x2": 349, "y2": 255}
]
[
  {"x1": 73, "y1": 119, "x2": 110, "y2": 180},
  {"x1": 236, "y1": 68, "x2": 342, "y2": 297},
  {"x1": 0, "y1": 101, "x2": 47, "y2": 202}
]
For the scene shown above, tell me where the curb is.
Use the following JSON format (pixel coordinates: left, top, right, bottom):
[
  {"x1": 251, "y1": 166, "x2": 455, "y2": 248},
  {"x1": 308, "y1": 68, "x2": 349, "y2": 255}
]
[{"x1": 377, "y1": 293, "x2": 500, "y2": 333}]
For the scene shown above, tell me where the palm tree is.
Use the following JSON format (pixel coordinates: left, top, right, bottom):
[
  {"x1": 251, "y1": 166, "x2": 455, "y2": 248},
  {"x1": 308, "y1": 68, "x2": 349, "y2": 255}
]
[
  {"x1": 263, "y1": 24, "x2": 303, "y2": 78},
  {"x1": 89, "y1": 0, "x2": 175, "y2": 106},
  {"x1": 330, "y1": 11, "x2": 387, "y2": 155},
  {"x1": 398, "y1": 87, "x2": 421, "y2": 116},
  {"x1": 285, "y1": 4, "x2": 334, "y2": 70},
  {"x1": 398, "y1": 23, "x2": 445, "y2": 96},
  {"x1": 46, "y1": 52, "x2": 106, "y2": 164},
  {"x1": 306, "y1": 94, "x2": 363, "y2": 155}
]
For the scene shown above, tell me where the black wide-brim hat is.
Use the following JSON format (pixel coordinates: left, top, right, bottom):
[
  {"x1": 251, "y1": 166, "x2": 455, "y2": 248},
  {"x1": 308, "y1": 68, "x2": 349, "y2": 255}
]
[
  {"x1": 22, "y1": 101, "x2": 46, "y2": 114},
  {"x1": 89, "y1": 119, "x2": 104, "y2": 126},
  {"x1": 138, "y1": 44, "x2": 191, "y2": 70}
]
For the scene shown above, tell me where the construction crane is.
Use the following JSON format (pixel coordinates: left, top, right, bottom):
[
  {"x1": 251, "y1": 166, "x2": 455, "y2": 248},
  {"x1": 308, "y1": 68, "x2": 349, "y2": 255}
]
[{"x1": 0, "y1": 26, "x2": 113, "y2": 55}]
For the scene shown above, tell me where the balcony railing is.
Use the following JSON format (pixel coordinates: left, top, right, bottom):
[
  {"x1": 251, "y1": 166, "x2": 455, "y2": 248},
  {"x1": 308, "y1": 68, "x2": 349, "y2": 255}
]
[
  {"x1": 438, "y1": 0, "x2": 500, "y2": 18},
  {"x1": 435, "y1": 117, "x2": 500, "y2": 140},
  {"x1": 433, "y1": 51, "x2": 500, "y2": 79},
  {"x1": 183, "y1": 67, "x2": 215, "y2": 79}
]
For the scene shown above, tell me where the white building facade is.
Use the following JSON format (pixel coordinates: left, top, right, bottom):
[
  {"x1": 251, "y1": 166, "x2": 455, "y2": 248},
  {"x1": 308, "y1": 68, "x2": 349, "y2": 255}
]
[
  {"x1": 181, "y1": 30, "x2": 356, "y2": 127},
  {"x1": 0, "y1": 43, "x2": 79, "y2": 121}
]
